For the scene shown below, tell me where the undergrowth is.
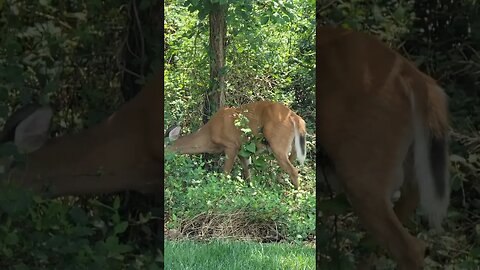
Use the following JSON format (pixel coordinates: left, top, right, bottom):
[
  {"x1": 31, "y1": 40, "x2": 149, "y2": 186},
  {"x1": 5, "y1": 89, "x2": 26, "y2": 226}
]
[
  {"x1": 0, "y1": 184, "x2": 163, "y2": 269},
  {"x1": 164, "y1": 151, "x2": 316, "y2": 243}
]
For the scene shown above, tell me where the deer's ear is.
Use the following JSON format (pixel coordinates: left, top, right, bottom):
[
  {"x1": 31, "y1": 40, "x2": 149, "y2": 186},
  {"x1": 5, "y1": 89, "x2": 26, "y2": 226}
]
[
  {"x1": 14, "y1": 106, "x2": 53, "y2": 153},
  {"x1": 168, "y1": 126, "x2": 181, "y2": 141}
]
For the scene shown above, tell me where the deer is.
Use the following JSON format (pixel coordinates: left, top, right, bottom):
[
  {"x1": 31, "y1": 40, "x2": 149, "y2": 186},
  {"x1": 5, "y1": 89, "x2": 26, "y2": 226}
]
[
  {"x1": 166, "y1": 100, "x2": 307, "y2": 189},
  {"x1": 0, "y1": 72, "x2": 163, "y2": 197},
  {"x1": 317, "y1": 26, "x2": 450, "y2": 269}
]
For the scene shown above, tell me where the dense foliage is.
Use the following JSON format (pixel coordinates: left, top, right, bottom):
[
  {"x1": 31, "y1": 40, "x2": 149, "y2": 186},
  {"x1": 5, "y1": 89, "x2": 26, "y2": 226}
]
[
  {"x1": 0, "y1": 0, "x2": 128, "y2": 129},
  {"x1": 0, "y1": 187, "x2": 162, "y2": 269},
  {"x1": 165, "y1": 0, "x2": 315, "y2": 128}
]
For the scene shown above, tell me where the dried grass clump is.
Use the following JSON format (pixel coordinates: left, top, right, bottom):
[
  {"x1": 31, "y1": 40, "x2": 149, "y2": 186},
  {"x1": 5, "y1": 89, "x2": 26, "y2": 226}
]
[{"x1": 168, "y1": 210, "x2": 285, "y2": 242}]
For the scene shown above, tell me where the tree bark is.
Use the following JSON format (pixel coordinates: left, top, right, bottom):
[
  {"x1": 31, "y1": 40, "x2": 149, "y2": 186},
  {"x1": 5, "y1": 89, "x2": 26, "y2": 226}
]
[
  {"x1": 203, "y1": 3, "x2": 227, "y2": 123},
  {"x1": 203, "y1": 3, "x2": 228, "y2": 171}
]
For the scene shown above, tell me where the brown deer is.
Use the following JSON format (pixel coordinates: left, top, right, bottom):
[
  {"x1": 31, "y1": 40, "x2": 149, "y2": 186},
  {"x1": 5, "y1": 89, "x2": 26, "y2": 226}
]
[
  {"x1": 166, "y1": 101, "x2": 307, "y2": 189},
  {"x1": 0, "y1": 72, "x2": 163, "y2": 197},
  {"x1": 317, "y1": 26, "x2": 450, "y2": 269}
]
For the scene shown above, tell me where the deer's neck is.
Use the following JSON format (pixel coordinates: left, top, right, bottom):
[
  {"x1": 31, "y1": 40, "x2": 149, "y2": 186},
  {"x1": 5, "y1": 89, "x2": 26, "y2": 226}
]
[
  {"x1": 8, "y1": 74, "x2": 163, "y2": 197},
  {"x1": 168, "y1": 126, "x2": 222, "y2": 154}
]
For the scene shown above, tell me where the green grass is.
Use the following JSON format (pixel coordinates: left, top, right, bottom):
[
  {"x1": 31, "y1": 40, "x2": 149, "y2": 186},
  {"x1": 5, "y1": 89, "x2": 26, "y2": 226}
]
[{"x1": 165, "y1": 239, "x2": 315, "y2": 270}]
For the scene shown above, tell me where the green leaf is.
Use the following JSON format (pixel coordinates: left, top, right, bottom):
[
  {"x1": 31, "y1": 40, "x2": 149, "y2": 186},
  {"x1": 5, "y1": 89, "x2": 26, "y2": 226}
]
[
  {"x1": 393, "y1": 6, "x2": 406, "y2": 20},
  {"x1": 5, "y1": 232, "x2": 19, "y2": 245},
  {"x1": 104, "y1": 235, "x2": 118, "y2": 249},
  {"x1": 116, "y1": 244, "x2": 133, "y2": 253},
  {"x1": 253, "y1": 158, "x2": 267, "y2": 168},
  {"x1": 285, "y1": 11, "x2": 295, "y2": 21},
  {"x1": 450, "y1": 154, "x2": 466, "y2": 163},
  {"x1": 114, "y1": 221, "x2": 129, "y2": 235},
  {"x1": 471, "y1": 247, "x2": 480, "y2": 258},
  {"x1": 65, "y1": 12, "x2": 87, "y2": 21},
  {"x1": 0, "y1": 187, "x2": 34, "y2": 216},
  {"x1": 113, "y1": 196, "x2": 120, "y2": 210},
  {"x1": 372, "y1": 5, "x2": 383, "y2": 22},
  {"x1": 245, "y1": 142, "x2": 256, "y2": 153},
  {"x1": 198, "y1": 5, "x2": 210, "y2": 20},
  {"x1": 260, "y1": 16, "x2": 269, "y2": 25},
  {"x1": 238, "y1": 149, "x2": 249, "y2": 158},
  {"x1": 69, "y1": 206, "x2": 88, "y2": 225},
  {"x1": 39, "y1": 0, "x2": 50, "y2": 6}
]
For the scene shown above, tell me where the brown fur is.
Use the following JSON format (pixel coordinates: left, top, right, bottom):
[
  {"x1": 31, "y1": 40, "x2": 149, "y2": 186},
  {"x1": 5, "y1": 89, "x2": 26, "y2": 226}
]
[
  {"x1": 317, "y1": 26, "x2": 449, "y2": 269},
  {"x1": 167, "y1": 101, "x2": 307, "y2": 189}
]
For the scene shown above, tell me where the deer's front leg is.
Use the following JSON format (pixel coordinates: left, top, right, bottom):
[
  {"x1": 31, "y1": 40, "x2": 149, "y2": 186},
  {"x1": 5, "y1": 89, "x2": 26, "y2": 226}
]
[{"x1": 223, "y1": 148, "x2": 239, "y2": 175}]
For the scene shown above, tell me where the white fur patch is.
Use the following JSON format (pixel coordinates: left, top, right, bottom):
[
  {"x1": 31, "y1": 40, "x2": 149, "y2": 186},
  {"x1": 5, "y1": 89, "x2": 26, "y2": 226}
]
[
  {"x1": 293, "y1": 120, "x2": 306, "y2": 165},
  {"x1": 411, "y1": 86, "x2": 449, "y2": 230}
]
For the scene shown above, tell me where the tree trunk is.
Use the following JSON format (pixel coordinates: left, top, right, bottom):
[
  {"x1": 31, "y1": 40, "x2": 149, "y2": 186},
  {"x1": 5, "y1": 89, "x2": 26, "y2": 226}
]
[
  {"x1": 204, "y1": 3, "x2": 227, "y2": 123},
  {"x1": 203, "y1": 3, "x2": 228, "y2": 171}
]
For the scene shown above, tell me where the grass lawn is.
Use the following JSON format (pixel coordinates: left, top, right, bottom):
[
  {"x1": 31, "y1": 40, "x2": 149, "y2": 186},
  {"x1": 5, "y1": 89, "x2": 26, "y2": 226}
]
[{"x1": 164, "y1": 239, "x2": 315, "y2": 270}]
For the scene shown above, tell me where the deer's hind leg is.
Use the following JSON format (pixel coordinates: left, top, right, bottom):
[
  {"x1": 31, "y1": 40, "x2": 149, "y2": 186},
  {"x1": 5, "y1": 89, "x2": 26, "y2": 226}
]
[
  {"x1": 330, "y1": 141, "x2": 425, "y2": 270},
  {"x1": 238, "y1": 156, "x2": 251, "y2": 180},
  {"x1": 288, "y1": 140, "x2": 297, "y2": 164},
  {"x1": 394, "y1": 149, "x2": 420, "y2": 226},
  {"x1": 263, "y1": 123, "x2": 299, "y2": 189}
]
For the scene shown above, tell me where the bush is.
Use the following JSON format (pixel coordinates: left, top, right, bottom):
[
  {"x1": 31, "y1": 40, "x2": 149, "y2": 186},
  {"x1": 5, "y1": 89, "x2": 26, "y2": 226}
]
[{"x1": 0, "y1": 185, "x2": 162, "y2": 269}]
